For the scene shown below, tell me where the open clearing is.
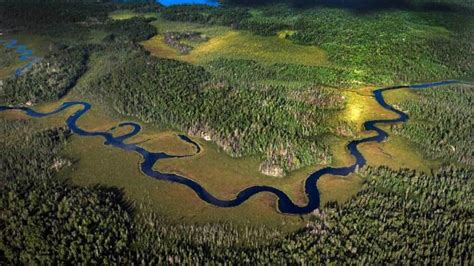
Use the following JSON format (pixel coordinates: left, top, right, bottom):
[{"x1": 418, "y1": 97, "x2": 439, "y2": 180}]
[{"x1": 142, "y1": 18, "x2": 327, "y2": 66}]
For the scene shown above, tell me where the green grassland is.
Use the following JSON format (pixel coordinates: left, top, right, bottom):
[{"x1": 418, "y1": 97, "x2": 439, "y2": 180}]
[
  {"x1": 143, "y1": 27, "x2": 328, "y2": 66},
  {"x1": 109, "y1": 9, "x2": 158, "y2": 20}
]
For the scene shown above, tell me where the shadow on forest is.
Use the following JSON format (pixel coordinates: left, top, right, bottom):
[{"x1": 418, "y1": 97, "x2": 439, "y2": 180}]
[
  {"x1": 93, "y1": 184, "x2": 136, "y2": 216},
  {"x1": 224, "y1": 0, "x2": 473, "y2": 14}
]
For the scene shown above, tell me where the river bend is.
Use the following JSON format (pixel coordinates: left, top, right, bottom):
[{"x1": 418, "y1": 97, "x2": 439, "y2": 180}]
[{"x1": 0, "y1": 80, "x2": 461, "y2": 214}]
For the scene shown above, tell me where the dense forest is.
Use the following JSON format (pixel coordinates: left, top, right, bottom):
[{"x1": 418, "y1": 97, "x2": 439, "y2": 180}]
[
  {"x1": 78, "y1": 46, "x2": 342, "y2": 174},
  {"x1": 0, "y1": 119, "x2": 135, "y2": 263},
  {"x1": 0, "y1": 2, "x2": 110, "y2": 30},
  {"x1": 223, "y1": 0, "x2": 474, "y2": 10},
  {"x1": 102, "y1": 17, "x2": 157, "y2": 42},
  {"x1": 1, "y1": 47, "x2": 88, "y2": 105},
  {"x1": 0, "y1": 46, "x2": 16, "y2": 68},
  {"x1": 392, "y1": 85, "x2": 473, "y2": 166}
]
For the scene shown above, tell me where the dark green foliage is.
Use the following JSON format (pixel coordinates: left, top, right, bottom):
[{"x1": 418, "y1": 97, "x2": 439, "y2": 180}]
[
  {"x1": 115, "y1": 2, "x2": 163, "y2": 13},
  {"x1": 0, "y1": 3, "x2": 152, "y2": 44},
  {"x1": 1, "y1": 47, "x2": 88, "y2": 105},
  {"x1": 273, "y1": 166, "x2": 473, "y2": 264},
  {"x1": 81, "y1": 50, "x2": 344, "y2": 173},
  {"x1": 0, "y1": 119, "x2": 70, "y2": 182},
  {"x1": 1, "y1": 118, "x2": 471, "y2": 263},
  {"x1": 0, "y1": 2, "x2": 110, "y2": 30},
  {"x1": 0, "y1": 178, "x2": 133, "y2": 264},
  {"x1": 0, "y1": 47, "x2": 16, "y2": 68},
  {"x1": 287, "y1": 8, "x2": 473, "y2": 84},
  {"x1": 224, "y1": 0, "x2": 473, "y2": 10},
  {"x1": 82, "y1": 49, "x2": 210, "y2": 126},
  {"x1": 240, "y1": 16, "x2": 290, "y2": 36},
  {"x1": 161, "y1": 4, "x2": 250, "y2": 26},
  {"x1": 162, "y1": 4, "x2": 473, "y2": 85},
  {"x1": 130, "y1": 214, "x2": 283, "y2": 264},
  {"x1": 102, "y1": 17, "x2": 158, "y2": 43},
  {"x1": 393, "y1": 85, "x2": 473, "y2": 166},
  {"x1": 0, "y1": 119, "x2": 133, "y2": 264},
  {"x1": 0, "y1": 2, "x2": 472, "y2": 263},
  {"x1": 207, "y1": 57, "x2": 357, "y2": 86}
]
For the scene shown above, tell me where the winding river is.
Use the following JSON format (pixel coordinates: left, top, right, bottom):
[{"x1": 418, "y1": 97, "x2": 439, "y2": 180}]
[{"x1": 0, "y1": 80, "x2": 462, "y2": 214}]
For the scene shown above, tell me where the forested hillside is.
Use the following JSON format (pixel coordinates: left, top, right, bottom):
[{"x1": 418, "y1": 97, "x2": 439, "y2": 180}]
[
  {"x1": 1, "y1": 47, "x2": 88, "y2": 105},
  {"x1": 392, "y1": 84, "x2": 473, "y2": 166},
  {"x1": 79, "y1": 46, "x2": 342, "y2": 174}
]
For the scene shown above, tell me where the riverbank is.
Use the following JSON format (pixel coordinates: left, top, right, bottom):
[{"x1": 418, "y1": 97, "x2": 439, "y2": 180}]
[{"x1": 0, "y1": 81, "x2": 461, "y2": 219}]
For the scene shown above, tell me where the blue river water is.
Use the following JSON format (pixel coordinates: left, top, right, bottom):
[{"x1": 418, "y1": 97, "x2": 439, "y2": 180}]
[
  {"x1": 0, "y1": 39, "x2": 39, "y2": 76},
  {"x1": 0, "y1": 80, "x2": 461, "y2": 214}
]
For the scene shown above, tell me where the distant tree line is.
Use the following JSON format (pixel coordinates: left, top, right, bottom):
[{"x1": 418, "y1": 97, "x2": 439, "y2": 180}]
[{"x1": 162, "y1": 4, "x2": 473, "y2": 84}]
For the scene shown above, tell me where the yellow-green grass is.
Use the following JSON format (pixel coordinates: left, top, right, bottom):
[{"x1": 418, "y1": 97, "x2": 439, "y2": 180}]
[
  {"x1": 0, "y1": 61, "x2": 21, "y2": 79},
  {"x1": 363, "y1": 87, "x2": 443, "y2": 172},
  {"x1": 359, "y1": 134, "x2": 442, "y2": 172},
  {"x1": 0, "y1": 48, "x2": 442, "y2": 230},
  {"x1": 344, "y1": 87, "x2": 442, "y2": 172},
  {"x1": 188, "y1": 31, "x2": 327, "y2": 66},
  {"x1": 109, "y1": 9, "x2": 158, "y2": 20},
  {"x1": 318, "y1": 173, "x2": 364, "y2": 204},
  {"x1": 63, "y1": 52, "x2": 354, "y2": 224},
  {"x1": 141, "y1": 36, "x2": 181, "y2": 60},
  {"x1": 277, "y1": 30, "x2": 297, "y2": 39},
  {"x1": 322, "y1": 86, "x2": 442, "y2": 202},
  {"x1": 340, "y1": 87, "x2": 401, "y2": 136},
  {"x1": 143, "y1": 19, "x2": 328, "y2": 66}
]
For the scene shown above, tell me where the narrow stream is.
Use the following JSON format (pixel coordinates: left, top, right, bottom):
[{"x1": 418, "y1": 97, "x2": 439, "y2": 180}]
[
  {"x1": 0, "y1": 39, "x2": 39, "y2": 75},
  {"x1": 0, "y1": 80, "x2": 460, "y2": 214}
]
